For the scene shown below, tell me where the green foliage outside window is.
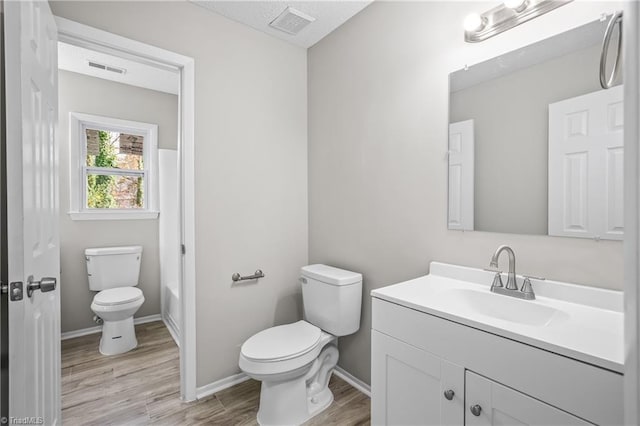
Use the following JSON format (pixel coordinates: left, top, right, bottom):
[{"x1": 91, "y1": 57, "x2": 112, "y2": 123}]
[{"x1": 87, "y1": 130, "x2": 117, "y2": 208}]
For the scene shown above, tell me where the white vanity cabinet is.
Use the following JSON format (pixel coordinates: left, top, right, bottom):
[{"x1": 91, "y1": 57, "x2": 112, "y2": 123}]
[
  {"x1": 371, "y1": 330, "x2": 464, "y2": 425},
  {"x1": 371, "y1": 292, "x2": 623, "y2": 426}
]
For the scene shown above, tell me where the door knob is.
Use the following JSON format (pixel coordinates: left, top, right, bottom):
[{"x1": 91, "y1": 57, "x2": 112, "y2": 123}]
[
  {"x1": 443, "y1": 389, "x2": 455, "y2": 400},
  {"x1": 27, "y1": 275, "x2": 57, "y2": 298},
  {"x1": 470, "y1": 404, "x2": 482, "y2": 416}
]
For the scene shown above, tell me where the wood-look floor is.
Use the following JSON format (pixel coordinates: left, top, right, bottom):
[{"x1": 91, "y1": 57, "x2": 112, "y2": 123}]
[{"x1": 62, "y1": 321, "x2": 371, "y2": 425}]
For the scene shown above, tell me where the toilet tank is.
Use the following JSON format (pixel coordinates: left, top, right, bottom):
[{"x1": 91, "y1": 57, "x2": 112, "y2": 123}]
[
  {"x1": 85, "y1": 246, "x2": 143, "y2": 291},
  {"x1": 300, "y1": 264, "x2": 362, "y2": 336}
]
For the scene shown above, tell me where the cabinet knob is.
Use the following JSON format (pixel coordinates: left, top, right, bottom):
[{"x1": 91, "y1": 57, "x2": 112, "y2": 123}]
[
  {"x1": 470, "y1": 404, "x2": 482, "y2": 416},
  {"x1": 443, "y1": 389, "x2": 455, "y2": 400}
]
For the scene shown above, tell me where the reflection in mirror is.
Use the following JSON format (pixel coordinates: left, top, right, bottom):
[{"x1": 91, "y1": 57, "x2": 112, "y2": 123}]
[{"x1": 448, "y1": 17, "x2": 623, "y2": 239}]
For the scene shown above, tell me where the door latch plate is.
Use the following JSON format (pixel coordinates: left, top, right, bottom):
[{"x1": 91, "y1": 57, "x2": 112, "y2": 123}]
[{"x1": 9, "y1": 282, "x2": 23, "y2": 301}]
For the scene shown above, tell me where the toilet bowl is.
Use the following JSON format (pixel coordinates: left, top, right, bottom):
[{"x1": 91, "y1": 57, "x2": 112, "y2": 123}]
[
  {"x1": 91, "y1": 287, "x2": 145, "y2": 355},
  {"x1": 239, "y1": 264, "x2": 362, "y2": 426},
  {"x1": 240, "y1": 321, "x2": 338, "y2": 426},
  {"x1": 85, "y1": 246, "x2": 145, "y2": 356}
]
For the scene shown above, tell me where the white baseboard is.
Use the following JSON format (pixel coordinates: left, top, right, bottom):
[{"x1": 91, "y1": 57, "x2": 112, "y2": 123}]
[
  {"x1": 334, "y1": 366, "x2": 371, "y2": 397},
  {"x1": 61, "y1": 314, "x2": 162, "y2": 340},
  {"x1": 196, "y1": 372, "x2": 250, "y2": 400}
]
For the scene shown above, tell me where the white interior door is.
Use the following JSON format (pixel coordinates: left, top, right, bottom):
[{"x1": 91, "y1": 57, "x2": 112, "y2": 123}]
[
  {"x1": 448, "y1": 120, "x2": 474, "y2": 231},
  {"x1": 548, "y1": 86, "x2": 624, "y2": 240},
  {"x1": 5, "y1": 1, "x2": 60, "y2": 424}
]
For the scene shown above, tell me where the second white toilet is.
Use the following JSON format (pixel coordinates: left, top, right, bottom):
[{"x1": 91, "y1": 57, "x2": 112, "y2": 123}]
[
  {"x1": 239, "y1": 264, "x2": 362, "y2": 425},
  {"x1": 86, "y1": 246, "x2": 145, "y2": 356}
]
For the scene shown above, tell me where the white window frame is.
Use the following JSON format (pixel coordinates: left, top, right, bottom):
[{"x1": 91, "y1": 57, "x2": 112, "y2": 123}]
[{"x1": 68, "y1": 112, "x2": 159, "y2": 220}]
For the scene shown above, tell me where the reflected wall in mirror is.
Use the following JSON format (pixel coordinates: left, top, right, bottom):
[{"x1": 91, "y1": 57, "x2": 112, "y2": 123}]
[{"x1": 448, "y1": 17, "x2": 623, "y2": 239}]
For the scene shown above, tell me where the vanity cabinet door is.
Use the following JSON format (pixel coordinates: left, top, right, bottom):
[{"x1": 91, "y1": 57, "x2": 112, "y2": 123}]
[
  {"x1": 371, "y1": 330, "x2": 464, "y2": 425},
  {"x1": 464, "y1": 371, "x2": 592, "y2": 426}
]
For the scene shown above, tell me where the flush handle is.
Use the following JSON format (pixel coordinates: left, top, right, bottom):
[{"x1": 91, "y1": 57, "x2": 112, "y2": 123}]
[{"x1": 27, "y1": 275, "x2": 57, "y2": 298}]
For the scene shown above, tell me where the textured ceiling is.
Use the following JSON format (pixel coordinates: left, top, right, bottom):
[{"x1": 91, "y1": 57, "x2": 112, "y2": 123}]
[{"x1": 190, "y1": 1, "x2": 372, "y2": 48}]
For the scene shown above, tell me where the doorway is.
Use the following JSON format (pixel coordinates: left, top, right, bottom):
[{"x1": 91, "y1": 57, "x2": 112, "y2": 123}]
[{"x1": 54, "y1": 15, "x2": 197, "y2": 405}]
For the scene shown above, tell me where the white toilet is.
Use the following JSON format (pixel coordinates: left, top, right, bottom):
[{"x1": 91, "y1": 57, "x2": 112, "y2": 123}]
[
  {"x1": 239, "y1": 264, "x2": 362, "y2": 426},
  {"x1": 85, "y1": 246, "x2": 145, "y2": 356}
]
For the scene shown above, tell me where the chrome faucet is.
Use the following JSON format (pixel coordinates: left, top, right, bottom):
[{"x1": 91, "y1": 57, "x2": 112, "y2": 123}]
[
  {"x1": 489, "y1": 245, "x2": 518, "y2": 290},
  {"x1": 488, "y1": 245, "x2": 535, "y2": 300}
]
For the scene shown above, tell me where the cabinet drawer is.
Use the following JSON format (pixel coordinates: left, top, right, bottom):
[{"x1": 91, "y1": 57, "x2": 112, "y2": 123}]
[{"x1": 372, "y1": 298, "x2": 623, "y2": 425}]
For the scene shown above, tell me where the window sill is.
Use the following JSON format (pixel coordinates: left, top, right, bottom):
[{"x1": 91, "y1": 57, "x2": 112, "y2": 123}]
[{"x1": 68, "y1": 210, "x2": 160, "y2": 221}]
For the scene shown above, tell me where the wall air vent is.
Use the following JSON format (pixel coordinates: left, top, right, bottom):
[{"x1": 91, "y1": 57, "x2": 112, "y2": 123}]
[
  {"x1": 87, "y1": 60, "x2": 126, "y2": 75},
  {"x1": 269, "y1": 7, "x2": 316, "y2": 35}
]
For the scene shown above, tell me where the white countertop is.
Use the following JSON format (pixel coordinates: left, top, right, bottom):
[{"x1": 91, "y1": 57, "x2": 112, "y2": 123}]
[{"x1": 371, "y1": 262, "x2": 624, "y2": 373}]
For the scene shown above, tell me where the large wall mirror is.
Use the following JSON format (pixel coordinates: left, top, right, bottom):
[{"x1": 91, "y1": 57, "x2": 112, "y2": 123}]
[{"x1": 448, "y1": 17, "x2": 623, "y2": 240}]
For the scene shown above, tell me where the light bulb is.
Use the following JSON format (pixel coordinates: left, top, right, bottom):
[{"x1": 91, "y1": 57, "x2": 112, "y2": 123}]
[
  {"x1": 463, "y1": 13, "x2": 485, "y2": 32},
  {"x1": 504, "y1": 0, "x2": 528, "y2": 11}
]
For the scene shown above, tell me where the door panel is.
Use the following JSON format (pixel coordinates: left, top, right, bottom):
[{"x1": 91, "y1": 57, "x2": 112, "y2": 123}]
[
  {"x1": 5, "y1": 0, "x2": 60, "y2": 424},
  {"x1": 371, "y1": 330, "x2": 464, "y2": 425},
  {"x1": 448, "y1": 119, "x2": 474, "y2": 231},
  {"x1": 548, "y1": 86, "x2": 624, "y2": 240},
  {"x1": 465, "y1": 371, "x2": 591, "y2": 426}
]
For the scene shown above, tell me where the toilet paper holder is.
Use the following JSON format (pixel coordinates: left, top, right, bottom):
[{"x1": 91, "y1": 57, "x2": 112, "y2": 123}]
[{"x1": 232, "y1": 269, "x2": 265, "y2": 282}]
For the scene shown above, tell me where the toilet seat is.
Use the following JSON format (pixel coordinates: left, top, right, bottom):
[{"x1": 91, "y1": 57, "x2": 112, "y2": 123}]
[
  {"x1": 241, "y1": 320, "x2": 321, "y2": 362},
  {"x1": 93, "y1": 287, "x2": 143, "y2": 306},
  {"x1": 239, "y1": 321, "x2": 334, "y2": 379}
]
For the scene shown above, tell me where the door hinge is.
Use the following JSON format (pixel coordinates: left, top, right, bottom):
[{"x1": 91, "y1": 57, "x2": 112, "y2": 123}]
[{"x1": 181, "y1": 244, "x2": 186, "y2": 255}]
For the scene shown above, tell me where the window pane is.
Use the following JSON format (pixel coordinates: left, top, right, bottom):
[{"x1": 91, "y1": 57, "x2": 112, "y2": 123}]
[
  {"x1": 86, "y1": 129, "x2": 144, "y2": 170},
  {"x1": 86, "y1": 174, "x2": 144, "y2": 209}
]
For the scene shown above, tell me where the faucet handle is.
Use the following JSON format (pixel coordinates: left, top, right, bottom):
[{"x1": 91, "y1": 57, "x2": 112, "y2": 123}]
[
  {"x1": 522, "y1": 274, "x2": 545, "y2": 281},
  {"x1": 520, "y1": 277, "x2": 536, "y2": 300},
  {"x1": 490, "y1": 271, "x2": 503, "y2": 290}
]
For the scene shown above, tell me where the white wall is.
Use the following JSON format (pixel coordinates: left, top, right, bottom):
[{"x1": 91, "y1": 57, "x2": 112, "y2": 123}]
[
  {"x1": 308, "y1": 1, "x2": 625, "y2": 385},
  {"x1": 58, "y1": 70, "x2": 178, "y2": 333},
  {"x1": 50, "y1": 1, "x2": 308, "y2": 387}
]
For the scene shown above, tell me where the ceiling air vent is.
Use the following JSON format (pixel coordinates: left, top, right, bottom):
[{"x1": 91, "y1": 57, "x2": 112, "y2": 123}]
[
  {"x1": 269, "y1": 7, "x2": 315, "y2": 35},
  {"x1": 88, "y1": 60, "x2": 126, "y2": 75}
]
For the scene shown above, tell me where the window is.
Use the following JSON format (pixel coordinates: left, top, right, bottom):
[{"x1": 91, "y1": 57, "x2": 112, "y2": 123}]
[{"x1": 69, "y1": 113, "x2": 159, "y2": 220}]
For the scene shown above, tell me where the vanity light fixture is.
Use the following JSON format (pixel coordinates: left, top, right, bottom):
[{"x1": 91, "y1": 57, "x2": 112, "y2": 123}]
[
  {"x1": 503, "y1": 0, "x2": 528, "y2": 13},
  {"x1": 463, "y1": 13, "x2": 487, "y2": 32},
  {"x1": 464, "y1": 0, "x2": 573, "y2": 43}
]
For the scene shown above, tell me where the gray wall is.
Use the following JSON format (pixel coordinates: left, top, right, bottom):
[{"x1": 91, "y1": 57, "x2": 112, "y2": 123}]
[
  {"x1": 59, "y1": 70, "x2": 178, "y2": 333},
  {"x1": 450, "y1": 43, "x2": 601, "y2": 234},
  {"x1": 308, "y1": 1, "x2": 624, "y2": 385},
  {"x1": 51, "y1": 2, "x2": 308, "y2": 387}
]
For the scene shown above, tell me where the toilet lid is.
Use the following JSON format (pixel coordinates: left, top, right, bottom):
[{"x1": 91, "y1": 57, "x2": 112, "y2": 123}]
[
  {"x1": 94, "y1": 287, "x2": 143, "y2": 306},
  {"x1": 241, "y1": 321, "x2": 321, "y2": 362}
]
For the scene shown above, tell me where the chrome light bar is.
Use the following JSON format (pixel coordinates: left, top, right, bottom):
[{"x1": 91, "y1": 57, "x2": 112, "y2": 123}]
[{"x1": 464, "y1": 0, "x2": 573, "y2": 43}]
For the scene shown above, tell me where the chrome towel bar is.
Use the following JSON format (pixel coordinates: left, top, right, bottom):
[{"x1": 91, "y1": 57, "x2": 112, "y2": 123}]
[{"x1": 232, "y1": 269, "x2": 265, "y2": 282}]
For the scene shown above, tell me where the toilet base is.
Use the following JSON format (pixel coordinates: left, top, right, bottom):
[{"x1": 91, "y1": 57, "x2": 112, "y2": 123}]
[
  {"x1": 255, "y1": 343, "x2": 339, "y2": 426},
  {"x1": 99, "y1": 316, "x2": 138, "y2": 355},
  {"x1": 256, "y1": 374, "x2": 334, "y2": 426}
]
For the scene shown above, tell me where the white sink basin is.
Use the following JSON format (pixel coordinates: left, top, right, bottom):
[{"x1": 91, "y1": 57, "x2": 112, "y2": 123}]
[
  {"x1": 438, "y1": 288, "x2": 570, "y2": 327},
  {"x1": 371, "y1": 262, "x2": 624, "y2": 372}
]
